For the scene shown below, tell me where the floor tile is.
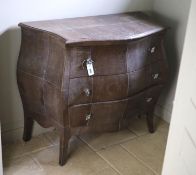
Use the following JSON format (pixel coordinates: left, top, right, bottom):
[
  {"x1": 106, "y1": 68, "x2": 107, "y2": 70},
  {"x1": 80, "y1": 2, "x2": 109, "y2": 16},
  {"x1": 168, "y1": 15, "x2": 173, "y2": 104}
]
[
  {"x1": 30, "y1": 136, "x2": 110, "y2": 175},
  {"x1": 121, "y1": 128, "x2": 168, "y2": 174},
  {"x1": 128, "y1": 115, "x2": 168, "y2": 136},
  {"x1": 97, "y1": 145, "x2": 155, "y2": 175},
  {"x1": 3, "y1": 155, "x2": 43, "y2": 175},
  {"x1": 2, "y1": 120, "x2": 169, "y2": 175},
  {"x1": 79, "y1": 129, "x2": 136, "y2": 151},
  {"x1": 2, "y1": 134, "x2": 52, "y2": 160}
]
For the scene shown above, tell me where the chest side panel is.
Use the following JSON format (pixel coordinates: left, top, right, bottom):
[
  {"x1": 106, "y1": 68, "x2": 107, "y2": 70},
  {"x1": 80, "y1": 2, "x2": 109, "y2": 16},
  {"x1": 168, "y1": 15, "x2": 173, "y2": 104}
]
[{"x1": 17, "y1": 28, "x2": 68, "y2": 127}]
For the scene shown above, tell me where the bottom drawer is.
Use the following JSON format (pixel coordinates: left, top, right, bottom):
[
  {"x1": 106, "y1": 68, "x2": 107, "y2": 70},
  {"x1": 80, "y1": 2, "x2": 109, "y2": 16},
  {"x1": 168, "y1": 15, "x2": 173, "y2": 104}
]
[
  {"x1": 69, "y1": 85, "x2": 163, "y2": 129},
  {"x1": 69, "y1": 100, "x2": 127, "y2": 130}
]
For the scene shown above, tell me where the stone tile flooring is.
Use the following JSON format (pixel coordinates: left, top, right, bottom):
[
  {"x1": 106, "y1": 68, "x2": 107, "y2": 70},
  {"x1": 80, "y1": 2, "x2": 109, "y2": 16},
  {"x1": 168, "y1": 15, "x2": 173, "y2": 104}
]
[{"x1": 2, "y1": 115, "x2": 169, "y2": 175}]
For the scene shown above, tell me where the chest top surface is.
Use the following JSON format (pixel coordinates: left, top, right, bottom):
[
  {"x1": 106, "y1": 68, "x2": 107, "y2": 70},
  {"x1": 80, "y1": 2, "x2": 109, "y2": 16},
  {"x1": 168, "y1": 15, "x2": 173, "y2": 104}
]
[{"x1": 19, "y1": 12, "x2": 166, "y2": 45}]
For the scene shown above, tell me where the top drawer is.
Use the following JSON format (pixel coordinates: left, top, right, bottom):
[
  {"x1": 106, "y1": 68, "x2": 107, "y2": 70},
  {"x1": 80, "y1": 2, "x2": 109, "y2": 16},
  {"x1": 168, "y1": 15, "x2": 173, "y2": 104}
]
[
  {"x1": 68, "y1": 45, "x2": 127, "y2": 78},
  {"x1": 127, "y1": 32, "x2": 165, "y2": 72}
]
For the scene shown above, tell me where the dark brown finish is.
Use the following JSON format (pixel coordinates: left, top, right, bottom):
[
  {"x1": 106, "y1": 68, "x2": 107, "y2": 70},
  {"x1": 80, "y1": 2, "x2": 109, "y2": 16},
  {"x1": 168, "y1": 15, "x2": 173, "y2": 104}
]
[{"x1": 17, "y1": 12, "x2": 169, "y2": 166}]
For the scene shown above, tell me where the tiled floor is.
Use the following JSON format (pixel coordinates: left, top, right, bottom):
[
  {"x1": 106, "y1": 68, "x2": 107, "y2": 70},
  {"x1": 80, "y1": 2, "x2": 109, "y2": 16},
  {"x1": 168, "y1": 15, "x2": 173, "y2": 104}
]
[{"x1": 2, "y1": 115, "x2": 169, "y2": 175}]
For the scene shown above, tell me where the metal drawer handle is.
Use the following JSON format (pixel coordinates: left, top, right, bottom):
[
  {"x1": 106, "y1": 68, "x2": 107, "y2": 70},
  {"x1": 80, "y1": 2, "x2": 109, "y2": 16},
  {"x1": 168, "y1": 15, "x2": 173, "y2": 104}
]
[
  {"x1": 146, "y1": 98, "x2": 153, "y2": 103},
  {"x1": 83, "y1": 88, "x2": 91, "y2": 97},
  {"x1": 82, "y1": 57, "x2": 94, "y2": 69},
  {"x1": 85, "y1": 114, "x2": 91, "y2": 121},
  {"x1": 153, "y1": 73, "x2": 159, "y2": 79},
  {"x1": 85, "y1": 113, "x2": 92, "y2": 126},
  {"x1": 150, "y1": 47, "x2": 156, "y2": 53}
]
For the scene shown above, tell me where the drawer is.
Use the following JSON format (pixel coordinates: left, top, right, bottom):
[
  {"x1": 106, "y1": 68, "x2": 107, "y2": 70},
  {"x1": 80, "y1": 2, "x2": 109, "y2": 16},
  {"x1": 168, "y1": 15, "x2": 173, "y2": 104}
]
[
  {"x1": 69, "y1": 45, "x2": 127, "y2": 78},
  {"x1": 69, "y1": 100, "x2": 127, "y2": 130},
  {"x1": 127, "y1": 32, "x2": 165, "y2": 72},
  {"x1": 69, "y1": 74, "x2": 128, "y2": 105},
  {"x1": 128, "y1": 60, "x2": 168, "y2": 95}
]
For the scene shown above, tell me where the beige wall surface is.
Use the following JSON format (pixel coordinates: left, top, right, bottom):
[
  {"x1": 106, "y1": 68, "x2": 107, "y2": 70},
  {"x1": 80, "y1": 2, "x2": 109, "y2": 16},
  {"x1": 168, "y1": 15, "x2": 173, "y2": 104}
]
[
  {"x1": 152, "y1": 0, "x2": 191, "y2": 122},
  {"x1": 0, "y1": 0, "x2": 154, "y2": 144}
]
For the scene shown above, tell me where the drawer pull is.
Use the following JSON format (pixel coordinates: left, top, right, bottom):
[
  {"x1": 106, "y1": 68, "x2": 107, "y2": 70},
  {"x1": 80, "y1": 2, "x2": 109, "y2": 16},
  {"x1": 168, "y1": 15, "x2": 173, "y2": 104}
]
[
  {"x1": 85, "y1": 114, "x2": 92, "y2": 126},
  {"x1": 82, "y1": 58, "x2": 94, "y2": 69},
  {"x1": 150, "y1": 47, "x2": 156, "y2": 53},
  {"x1": 146, "y1": 98, "x2": 153, "y2": 103},
  {"x1": 85, "y1": 114, "x2": 91, "y2": 121},
  {"x1": 153, "y1": 73, "x2": 159, "y2": 79},
  {"x1": 82, "y1": 58, "x2": 95, "y2": 76},
  {"x1": 83, "y1": 88, "x2": 91, "y2": 97}
]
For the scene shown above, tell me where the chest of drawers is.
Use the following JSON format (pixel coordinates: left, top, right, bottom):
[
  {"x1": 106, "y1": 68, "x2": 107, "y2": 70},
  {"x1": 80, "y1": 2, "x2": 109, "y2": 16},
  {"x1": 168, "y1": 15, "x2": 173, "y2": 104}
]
[{"x1": 17, "y1": 12, "x2": 168, "y2": 165}]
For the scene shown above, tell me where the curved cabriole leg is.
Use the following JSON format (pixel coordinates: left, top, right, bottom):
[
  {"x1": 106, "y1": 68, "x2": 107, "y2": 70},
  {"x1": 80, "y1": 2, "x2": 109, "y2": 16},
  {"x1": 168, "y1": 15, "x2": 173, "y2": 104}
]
[
  {"x1": 59, "y1": 132, "x2": 70, "y2": 166},
  {"x1": 23, "y1": 111, "x2": 34, "y2": 142},
  {"x1": 146, "y1": 110, "x2": 155, "y2": 133}
]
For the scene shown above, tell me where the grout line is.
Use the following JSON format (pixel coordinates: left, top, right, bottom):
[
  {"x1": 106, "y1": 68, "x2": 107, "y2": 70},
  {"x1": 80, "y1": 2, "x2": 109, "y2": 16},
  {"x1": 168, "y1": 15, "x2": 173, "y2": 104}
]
[
  {"x1": 77, "y1": 136, "x2": 97, "y2": 152},
  {"x1": 90, "y1": 167, "x2": 120, "y2": 175},
  {"x1": 77, "y1": 136, "x2": 121, "y2": 175},
  {"x1": 43, "y1": 131, "x2": 59, "y2": 146},
  {"x1": 3, "y1": 143, "x2": 56, "y2": 162},
  {"x1": 29, "y1": 154, "x2": 45, "y2": 172},
  {"x1": 78, "y1": 133, "x2": 138, "y2": 152},
  {"x1": 120, "y1": 144, "x2": 159, "y2": 175},
  {"x1": 127, "y1": 127, "x2": 149, "y2": 137},
  {"x1": 95, "y1": 152, "x2": 122, "y2": 175}
]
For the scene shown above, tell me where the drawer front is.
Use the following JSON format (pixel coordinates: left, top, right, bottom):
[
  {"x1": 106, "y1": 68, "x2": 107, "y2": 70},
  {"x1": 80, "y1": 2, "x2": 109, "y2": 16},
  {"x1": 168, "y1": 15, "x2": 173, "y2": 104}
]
[
  {"x1": 128, "y1": 60, "x2": 168, "y2": 95},
  {"x1": 69, "y1": 74, "x2": 128, "y2": 105},
  {"x1": 127, "y1": 33, "x2": 165, "y2": 72},
  {"x1": 69, "y1": 100, "x2": 127, "y2": 130},
  {"x1": 69, "y1": 45, "x2": 127, "y2": 78},
  {"x1": 69, "y1": 77, "x2": 93, "y2": 106}
]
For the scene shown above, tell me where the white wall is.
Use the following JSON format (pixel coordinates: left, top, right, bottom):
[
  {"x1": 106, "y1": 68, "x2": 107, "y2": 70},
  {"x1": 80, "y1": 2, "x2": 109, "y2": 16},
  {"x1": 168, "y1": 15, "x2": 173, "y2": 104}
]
[
  {"x1": 152, "y1": 0, "x2": 191, "y2": 122},
  {"x1": 0, "y1": 0, "x2": 154, "y2": 144},
  {"x1": 162, "y1": 0, "x2": 196, "y2": 173}
]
